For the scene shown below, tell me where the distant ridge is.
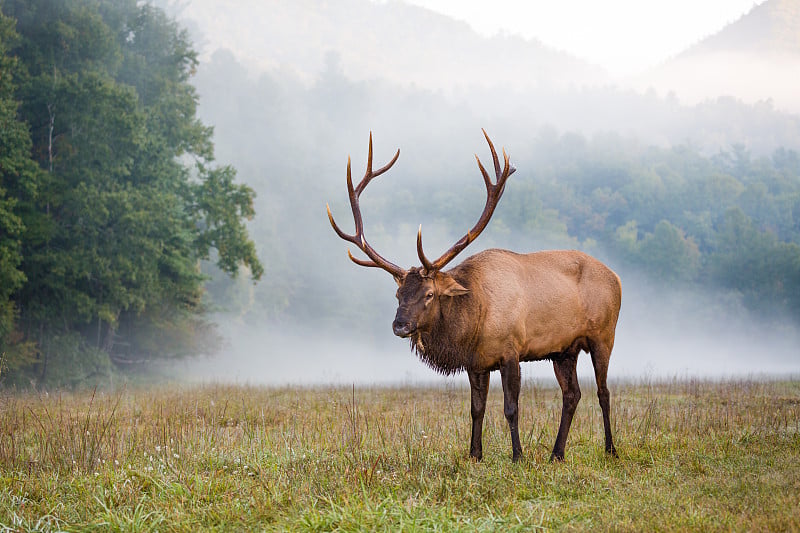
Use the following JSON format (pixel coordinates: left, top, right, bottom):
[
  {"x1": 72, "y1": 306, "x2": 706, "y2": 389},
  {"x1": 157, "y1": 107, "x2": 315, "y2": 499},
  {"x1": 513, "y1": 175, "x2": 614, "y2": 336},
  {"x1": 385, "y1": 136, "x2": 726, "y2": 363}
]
[
  {"x1": 681, "y1": 0, "x2": 800, "y2": 56},
  {"x1": 175, "y1": 0, "x2": 800, "y2": 113},
  {"x1": 639, "y1": 0, "x2": 800, "y2": 112},
  {"x1": 175, "y1": 0, "x2": 607, "y2": 91}
]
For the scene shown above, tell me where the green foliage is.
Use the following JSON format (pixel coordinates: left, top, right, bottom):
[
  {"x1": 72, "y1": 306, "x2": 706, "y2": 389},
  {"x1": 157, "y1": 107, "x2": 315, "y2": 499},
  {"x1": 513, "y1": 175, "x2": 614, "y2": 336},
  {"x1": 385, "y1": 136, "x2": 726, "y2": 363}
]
[
  {"x1": 613, "y1": 220, "x2": 700, "y2": 282},
  {"x1": 523, "y1": 136, "x2": 800, "y2": 316},
  {"x1": 0, "y1": 8, "x2": 41, "y2": 370},
  {"x1": 710, "y1": 207, "x2": 800, "y2": 313},
  {"x1": 193, "y1": 164, "x2": 263, "y2": 280},
  {"x1": 0, "y1": 0, "x2": 262, "y2": 387}
]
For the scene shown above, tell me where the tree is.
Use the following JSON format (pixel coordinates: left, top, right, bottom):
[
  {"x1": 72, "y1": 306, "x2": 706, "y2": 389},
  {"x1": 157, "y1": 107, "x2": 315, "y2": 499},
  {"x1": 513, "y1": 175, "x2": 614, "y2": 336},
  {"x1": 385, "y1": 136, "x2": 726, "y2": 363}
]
[
  {"x1": 613, "y1": 220, "x2": 700, "y2": 282},
  {"x1": 0, "y1": 0, "x2": 262, "y2": 386},
  {"x1": 0, "y1": 9, "x2": 40, "y2": 375},
  {"x1": 708, "y1": 207, "x2": 800, "y2": 315},
  {"x1": 639, "y1": 220, "x2": 700, "y2": 282}
]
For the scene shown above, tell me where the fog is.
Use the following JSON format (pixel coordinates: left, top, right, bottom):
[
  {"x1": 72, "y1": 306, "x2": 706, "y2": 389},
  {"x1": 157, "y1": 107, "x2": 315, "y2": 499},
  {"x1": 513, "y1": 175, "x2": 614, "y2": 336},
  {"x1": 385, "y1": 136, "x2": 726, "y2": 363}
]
[
  {"x1": 401, "y1": 0, "x2": 763, "y2": 77},
  {"x1": 177, "y1": 283, "x2": 800, "y2": 386},
  {"x1": 162, "y1": 0, "x2": 800, "y2": 384},
  {"x1": 634, "y1": 52, "x2": 800, "y2": 114}
]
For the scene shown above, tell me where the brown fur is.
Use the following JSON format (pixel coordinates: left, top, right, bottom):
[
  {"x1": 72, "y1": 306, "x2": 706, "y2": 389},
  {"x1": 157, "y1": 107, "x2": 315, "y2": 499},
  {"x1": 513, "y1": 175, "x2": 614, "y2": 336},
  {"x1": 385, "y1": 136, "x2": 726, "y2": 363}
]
[{"x1": 393, "y1": 248, "x2": 622, "y2": 461}]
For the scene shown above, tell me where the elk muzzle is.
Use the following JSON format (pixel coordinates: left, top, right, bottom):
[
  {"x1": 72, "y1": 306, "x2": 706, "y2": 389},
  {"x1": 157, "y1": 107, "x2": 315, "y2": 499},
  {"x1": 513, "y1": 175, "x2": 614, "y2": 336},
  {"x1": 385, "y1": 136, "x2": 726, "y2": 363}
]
[{"x1": 392, "y1": 309, "x2": 416, "y2": 338}]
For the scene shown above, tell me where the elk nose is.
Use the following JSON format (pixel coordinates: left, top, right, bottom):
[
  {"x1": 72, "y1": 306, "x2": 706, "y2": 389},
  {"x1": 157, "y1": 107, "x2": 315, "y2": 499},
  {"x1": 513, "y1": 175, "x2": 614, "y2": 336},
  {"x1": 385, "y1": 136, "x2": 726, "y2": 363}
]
[{"x1": 392, "y1": 318, "x2": 415, "y2": 338}]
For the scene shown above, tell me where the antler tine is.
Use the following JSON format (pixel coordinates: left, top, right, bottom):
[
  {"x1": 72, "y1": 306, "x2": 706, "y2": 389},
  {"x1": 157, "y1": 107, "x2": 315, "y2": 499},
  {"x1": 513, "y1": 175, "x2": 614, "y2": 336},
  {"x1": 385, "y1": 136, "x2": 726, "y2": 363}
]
[
  {"x1": 498, "y1": 148, "x2": 514, "y2": 191},
  {"x1": 345, "y1": 156, "x2": 364, "y2": 236},
  {"x1": 354, "y1": 132, "x2": 401, "y2": 196},
  {"x1": 416, "y1": 225, "x2": 434, "y2": 273},
  {"x1": 371, "y1": 148, "x2": 401, "y2": 179},
  {"x1": 347, "y1": 249, "x2": 383, "y2": 269},
  {"x1": 366, "y1": 131, "x2": 373, "y2": 175},
  {"x1": 326, "y1": 134, "x2": 406, "y2": 278},
  {"x1": 475, "y1": 153, "x2": 493, "y2": 191},
  {"x1": 482, "y1": 128, "x2": 502, "y2": 180},
  {"x1": 327, "y1": 203, "x2": 353, "y2": 242},
  {"x1": 417, "y1": 130, "x2": 516, "y2": 272}
]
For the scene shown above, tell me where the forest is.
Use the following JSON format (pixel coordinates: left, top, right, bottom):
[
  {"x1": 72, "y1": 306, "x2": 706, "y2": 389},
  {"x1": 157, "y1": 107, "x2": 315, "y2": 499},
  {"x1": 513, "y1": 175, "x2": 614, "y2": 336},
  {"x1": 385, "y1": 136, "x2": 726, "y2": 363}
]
[
  {"x1": 194, "y1": 49, "x2": 800, "y2": 344},
  {"x1": 1, "y1": 0, "x2": 799, "y2": 387},
  {"x1": 0, "y1": 0, "x2": 261, "y2": 386}
]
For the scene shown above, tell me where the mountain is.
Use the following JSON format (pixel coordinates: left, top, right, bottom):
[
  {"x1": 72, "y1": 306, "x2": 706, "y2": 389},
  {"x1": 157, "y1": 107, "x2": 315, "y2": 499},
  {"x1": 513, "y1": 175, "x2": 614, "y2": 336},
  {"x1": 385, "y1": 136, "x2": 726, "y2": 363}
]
[
  {"x1": 638, "y1": 0, "x2": 800, "y2": 112},
  {"x1": 171, "y1": 0, "x2": 607, "y2": 92},
  {"x1": 681, "y1": 0, "x2": 800, "y2": 57},
  {"x1": 171, "y1": 0, "x2": 800, "y2": 155}
]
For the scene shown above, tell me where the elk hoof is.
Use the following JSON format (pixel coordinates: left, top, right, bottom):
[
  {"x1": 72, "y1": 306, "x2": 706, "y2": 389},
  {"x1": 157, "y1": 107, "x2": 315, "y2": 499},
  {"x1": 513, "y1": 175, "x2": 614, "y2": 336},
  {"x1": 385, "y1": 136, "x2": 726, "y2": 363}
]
[{"x1": 549, "y1": 452, "x2": 565, "y2": 463}]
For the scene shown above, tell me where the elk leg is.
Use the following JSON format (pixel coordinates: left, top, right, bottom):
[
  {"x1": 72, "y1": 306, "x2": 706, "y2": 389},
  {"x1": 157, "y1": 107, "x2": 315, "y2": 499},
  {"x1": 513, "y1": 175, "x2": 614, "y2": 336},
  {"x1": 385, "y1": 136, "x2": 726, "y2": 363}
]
[
  {"x1": 499, "y1": 358, "x2": 523, "y2": 462},
  {"x1": 468, "y1": 370, "x2": 490, "y2": 461},
  {"x1": 551, "y1": 350, "x2": 580, "y2": 461},
  {"x1": 590, "y1": 342, "x2": 617, "y2": 457}
]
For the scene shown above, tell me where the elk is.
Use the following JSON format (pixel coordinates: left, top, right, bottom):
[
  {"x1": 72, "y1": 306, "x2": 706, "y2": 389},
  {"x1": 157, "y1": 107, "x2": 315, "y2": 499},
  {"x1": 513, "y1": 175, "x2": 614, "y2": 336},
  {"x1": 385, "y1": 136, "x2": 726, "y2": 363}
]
[{"x1": 326, "y1": 130, "x2": 622, "y2": 462}]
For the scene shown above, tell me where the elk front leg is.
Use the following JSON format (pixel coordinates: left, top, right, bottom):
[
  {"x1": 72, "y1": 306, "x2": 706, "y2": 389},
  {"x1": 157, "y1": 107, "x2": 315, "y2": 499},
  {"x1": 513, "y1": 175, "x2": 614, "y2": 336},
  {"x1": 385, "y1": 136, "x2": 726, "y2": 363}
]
[
  {"x1": 468, "y1": 370, "x2": 490, "y2": 461},
  {"x1": 551, "y1": 350, "x2": 581, "y2": 461},
  {"x1": 499, "y1": 358, "x2": 522, "y2": 462}
]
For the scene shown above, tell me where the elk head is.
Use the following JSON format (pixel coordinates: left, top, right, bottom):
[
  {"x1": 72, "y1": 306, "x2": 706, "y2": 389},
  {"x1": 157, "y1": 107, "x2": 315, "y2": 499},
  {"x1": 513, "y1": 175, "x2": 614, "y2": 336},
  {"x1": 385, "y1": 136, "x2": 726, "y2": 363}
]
[
  {"x1": 326, "y1": 130, "x2": 515, "y2": 339},
  {"x1": 390, "y1": 267, "x2": 469, "y2": 338}
]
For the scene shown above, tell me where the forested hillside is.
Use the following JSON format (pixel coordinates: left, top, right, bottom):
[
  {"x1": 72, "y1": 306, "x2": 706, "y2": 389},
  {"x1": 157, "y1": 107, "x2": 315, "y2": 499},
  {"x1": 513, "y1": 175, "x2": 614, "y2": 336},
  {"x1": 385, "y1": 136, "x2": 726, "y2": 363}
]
[
  {"x1": 193, "y1": 49, "x2": 800, "y2": 349},
  {"x1": 0, "y1": 0, "x2": 261, "y2": 387}
]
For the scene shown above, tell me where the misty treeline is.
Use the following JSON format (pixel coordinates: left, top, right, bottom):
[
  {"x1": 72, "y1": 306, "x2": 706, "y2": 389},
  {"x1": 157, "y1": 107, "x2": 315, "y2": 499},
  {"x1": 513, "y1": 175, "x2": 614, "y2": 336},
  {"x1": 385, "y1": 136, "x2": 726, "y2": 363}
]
[
  {"x1": 0, "y1": 0, "x2": 261, "y2": 387},
  {"x1": 194, "y1": 48, "x2": 800, "y2": 345}
]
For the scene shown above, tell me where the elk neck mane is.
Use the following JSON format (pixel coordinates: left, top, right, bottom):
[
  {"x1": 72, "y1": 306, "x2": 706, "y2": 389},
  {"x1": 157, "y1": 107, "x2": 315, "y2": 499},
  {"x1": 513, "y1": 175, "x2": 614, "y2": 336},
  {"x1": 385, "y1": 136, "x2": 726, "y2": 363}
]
[{"x1": 410, "y1": 270, "x2": 481, "y2": 376}]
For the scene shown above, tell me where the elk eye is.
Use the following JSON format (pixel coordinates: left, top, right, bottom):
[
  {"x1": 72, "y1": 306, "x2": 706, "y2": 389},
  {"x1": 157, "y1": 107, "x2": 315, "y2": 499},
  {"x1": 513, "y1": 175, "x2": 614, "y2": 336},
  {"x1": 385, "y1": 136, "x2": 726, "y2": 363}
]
[{"x1": 425, "y1": 291, "x2": 434, "y2": 300}]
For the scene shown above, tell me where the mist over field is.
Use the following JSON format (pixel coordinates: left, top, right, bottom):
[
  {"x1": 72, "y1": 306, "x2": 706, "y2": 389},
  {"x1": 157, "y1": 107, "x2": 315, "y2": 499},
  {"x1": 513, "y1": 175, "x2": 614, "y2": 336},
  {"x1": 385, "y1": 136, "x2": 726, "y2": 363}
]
[
  {"x1": 177, "y1": 271, "x2": 800, "y2": 386},
  {"x1": 147, "y1": 0, "x2": 800, "y2": 385}
]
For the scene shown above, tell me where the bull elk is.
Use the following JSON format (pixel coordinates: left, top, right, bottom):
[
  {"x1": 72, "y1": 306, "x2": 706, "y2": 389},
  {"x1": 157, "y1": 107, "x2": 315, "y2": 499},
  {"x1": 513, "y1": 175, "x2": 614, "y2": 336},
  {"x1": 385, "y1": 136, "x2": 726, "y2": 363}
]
[{"x1": 326, "y1": 130, "x2": 622, "y2": 461}]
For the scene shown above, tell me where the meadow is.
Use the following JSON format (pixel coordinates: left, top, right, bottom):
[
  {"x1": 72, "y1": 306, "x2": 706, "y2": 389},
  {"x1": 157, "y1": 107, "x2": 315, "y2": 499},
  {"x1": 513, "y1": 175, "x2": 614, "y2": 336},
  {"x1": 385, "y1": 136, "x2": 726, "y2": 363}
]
[{"x1": 1, "y1": 378, "x2": 798, "y2": 531}]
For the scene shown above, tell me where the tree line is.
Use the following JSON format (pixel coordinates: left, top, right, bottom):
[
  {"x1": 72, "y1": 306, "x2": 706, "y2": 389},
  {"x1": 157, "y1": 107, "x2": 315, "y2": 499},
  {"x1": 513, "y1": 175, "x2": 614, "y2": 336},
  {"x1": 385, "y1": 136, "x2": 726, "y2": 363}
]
[
  {"x1": 510, "y1": 134, "x2": 800, "y2": 318},
  {"x1": 0, "y1": 0, "x2": 261, "y2": 387},
  {"x1": 193, "y1": 50, "x2": 800, "y2": 339}
]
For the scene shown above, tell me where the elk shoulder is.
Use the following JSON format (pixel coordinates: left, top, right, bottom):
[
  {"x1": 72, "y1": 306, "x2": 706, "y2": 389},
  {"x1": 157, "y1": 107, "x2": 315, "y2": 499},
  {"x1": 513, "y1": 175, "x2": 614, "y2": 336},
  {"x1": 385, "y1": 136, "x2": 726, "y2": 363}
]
[{"x1": 448, "y1": 249, "x2": 621, "y2": 366}]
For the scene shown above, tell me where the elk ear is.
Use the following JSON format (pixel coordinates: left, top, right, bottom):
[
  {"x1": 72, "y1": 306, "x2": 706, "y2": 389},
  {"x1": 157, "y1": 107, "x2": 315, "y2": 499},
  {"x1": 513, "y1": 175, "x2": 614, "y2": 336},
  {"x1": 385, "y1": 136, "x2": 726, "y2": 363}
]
[
  {"x1": 394, "y1": 274, "x2": 404, "y2": 287},
  {"x1": 436, "y1": 273, "x2": 469, "y2": 297}
]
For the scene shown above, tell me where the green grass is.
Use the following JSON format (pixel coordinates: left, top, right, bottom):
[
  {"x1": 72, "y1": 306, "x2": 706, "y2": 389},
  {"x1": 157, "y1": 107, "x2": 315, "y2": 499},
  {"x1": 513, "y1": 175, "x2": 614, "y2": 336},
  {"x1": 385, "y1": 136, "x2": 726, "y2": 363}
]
[{"x1": 1, "y1": 378, "x2": 798, "y2": 531}]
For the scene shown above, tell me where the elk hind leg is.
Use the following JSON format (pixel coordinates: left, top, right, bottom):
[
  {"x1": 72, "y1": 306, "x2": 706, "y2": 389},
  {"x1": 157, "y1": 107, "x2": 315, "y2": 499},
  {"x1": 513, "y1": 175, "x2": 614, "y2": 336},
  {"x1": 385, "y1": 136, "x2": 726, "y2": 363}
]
[
  {"x1": 551, "y1": 348, "x2": 581, "y2": 461},
  {"x1": 589, "y1": 340, "x2": 617, "y2": 457}
]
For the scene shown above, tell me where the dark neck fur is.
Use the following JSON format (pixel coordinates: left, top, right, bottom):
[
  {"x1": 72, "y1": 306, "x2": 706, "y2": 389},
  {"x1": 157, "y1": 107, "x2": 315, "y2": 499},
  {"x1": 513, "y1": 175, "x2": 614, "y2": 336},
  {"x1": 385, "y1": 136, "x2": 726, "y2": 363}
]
[{"x1": 409, "y1": 291, "x2": 479, "y2": 376}]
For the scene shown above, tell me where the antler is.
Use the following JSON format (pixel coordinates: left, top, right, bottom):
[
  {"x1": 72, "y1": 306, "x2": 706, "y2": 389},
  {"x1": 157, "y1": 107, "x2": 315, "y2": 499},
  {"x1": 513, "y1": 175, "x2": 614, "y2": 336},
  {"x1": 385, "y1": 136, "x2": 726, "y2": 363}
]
[
  {"x1": 326, "y1": 132, "x2": 406, "y2": 278},
  {"x1": 417, "y1": 129, "x2": 516, "y2": 272}
]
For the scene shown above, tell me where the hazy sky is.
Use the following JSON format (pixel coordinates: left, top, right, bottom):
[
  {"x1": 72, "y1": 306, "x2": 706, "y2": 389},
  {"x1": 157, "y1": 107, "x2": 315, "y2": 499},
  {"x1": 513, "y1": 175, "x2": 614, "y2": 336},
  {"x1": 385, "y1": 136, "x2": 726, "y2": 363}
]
[{"x1": 399, "y1": 0, "x2": 766, "y2": 76}]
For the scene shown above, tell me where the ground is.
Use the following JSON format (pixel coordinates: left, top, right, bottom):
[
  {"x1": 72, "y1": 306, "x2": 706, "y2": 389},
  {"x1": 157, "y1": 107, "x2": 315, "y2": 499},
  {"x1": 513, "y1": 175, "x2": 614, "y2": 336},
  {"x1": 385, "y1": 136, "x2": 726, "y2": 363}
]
[{"x1": 1, "y1": 379, "x2": 798, "y2": 531}]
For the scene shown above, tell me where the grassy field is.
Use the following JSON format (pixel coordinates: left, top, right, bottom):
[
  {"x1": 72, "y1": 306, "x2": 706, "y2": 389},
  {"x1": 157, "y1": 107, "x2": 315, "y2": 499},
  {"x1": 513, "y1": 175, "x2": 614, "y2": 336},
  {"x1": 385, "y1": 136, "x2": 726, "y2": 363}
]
[{"x1": 1, "y1": 378, "x2": 798, "y2": 531}]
